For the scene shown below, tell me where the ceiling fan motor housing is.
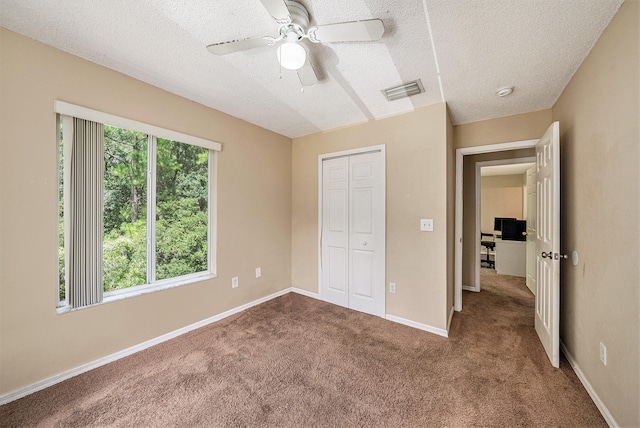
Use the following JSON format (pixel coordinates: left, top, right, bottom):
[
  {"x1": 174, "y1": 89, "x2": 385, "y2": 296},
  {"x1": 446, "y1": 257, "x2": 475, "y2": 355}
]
[{"x1": 282, "y1": 0, "x2": 310, "y2": 39}]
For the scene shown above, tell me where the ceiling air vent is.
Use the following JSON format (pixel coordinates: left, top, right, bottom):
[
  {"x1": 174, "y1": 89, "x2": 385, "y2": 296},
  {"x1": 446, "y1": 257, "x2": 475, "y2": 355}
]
[{"x1": 382, "y1": 79, "x2": 424, "y2": 101}]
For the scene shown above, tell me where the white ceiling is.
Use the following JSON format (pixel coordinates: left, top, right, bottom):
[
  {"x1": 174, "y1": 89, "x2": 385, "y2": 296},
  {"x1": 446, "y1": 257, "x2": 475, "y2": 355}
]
[{"x1": 0, "y1": 0, "x2": 623, "y2": 138}]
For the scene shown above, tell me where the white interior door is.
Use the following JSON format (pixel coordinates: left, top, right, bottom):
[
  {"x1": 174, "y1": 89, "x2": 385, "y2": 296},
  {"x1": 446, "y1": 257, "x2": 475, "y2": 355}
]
[
  {"x1": 321, "y1": 157, "x2": 349, "y2": 308},
  {"x1": 526, "y1": 165, "x2": 537, "y2": 296},
  {"x1": 534, "y1": 121, "x2": 561, "y2": 368},
  {"x1": 321, "y1": 149, "x2": 385, "y2": 317},
  {"x1": 347, "y1": 152, "x2": 385, "y2": 316}
]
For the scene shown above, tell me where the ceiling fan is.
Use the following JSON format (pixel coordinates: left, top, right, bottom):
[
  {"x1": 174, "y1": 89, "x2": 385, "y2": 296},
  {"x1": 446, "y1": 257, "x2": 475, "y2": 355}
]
[{"x1": 206, "y1": 0, "x2": 385, "y2": 87}]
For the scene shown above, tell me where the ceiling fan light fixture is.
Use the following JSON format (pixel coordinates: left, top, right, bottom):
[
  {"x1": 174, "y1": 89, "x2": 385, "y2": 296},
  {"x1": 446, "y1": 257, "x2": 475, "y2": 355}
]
[
  {"x1": 207, "y1": 0, "x2": 385, "y2": 85},
  {"x1": 277, "y1": 41, "x2": 306, "y2": 70},
  {"x1": 382, "y1": 79, "x2": 424, "y2": 101}
]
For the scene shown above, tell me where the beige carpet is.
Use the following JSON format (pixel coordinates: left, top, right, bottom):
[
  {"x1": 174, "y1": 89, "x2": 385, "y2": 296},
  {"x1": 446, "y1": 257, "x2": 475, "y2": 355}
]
[{"x1": 0, "y1": 269, "x2": 605, "y2": 427}]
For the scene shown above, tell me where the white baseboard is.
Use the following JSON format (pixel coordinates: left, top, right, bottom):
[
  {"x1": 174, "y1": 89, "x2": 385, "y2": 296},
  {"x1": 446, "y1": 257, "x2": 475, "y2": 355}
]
[
  {"x1": 2, "y1": 287, "x2": 450, "y2": 405},
  {"x1": 295, "y1": 289, "x2": 450, "y2": 338},
  {"x1": 295, "y1": 290, "x2": 450, "y2": 338},
  {"x1": 385, "y1": 314, "x2": 448, "y2": 338},
  {"x1": 0, "y1": 288, "x2": 291, "y2": 406},
  {"x1": 462, "y1": 285, "x2": 477, "y2": 292},
  {"x1": 560, "y1": 340, "x2": 618, "y2": 428},
  {"x1": 290, "y1": 287, "x2": 320, "y2": 300},
  {"x1": 447, "y1": 306, "x2": 455, "y2": 333}
]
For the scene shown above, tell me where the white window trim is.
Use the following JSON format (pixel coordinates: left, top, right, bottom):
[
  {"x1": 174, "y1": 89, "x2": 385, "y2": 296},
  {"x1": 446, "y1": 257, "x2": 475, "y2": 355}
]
[
  {"x1": 54, "y1": 100, "x2": 222, "y2": 152},
  {"x1": 147, "y1": 135, "x2": 157, "y2": 284},
  {"x1": 56, "y1": 272, "x2": 217, "y2": 314},
  {"x1": 56, "y1": 102, "x2": 220, "y2": 311},
  {"x1": 56, "y1": 114, "x2": 70, "y2": 308},
  {"x1": 208, "y1": 150, "x2": 218, "y2": 275}
]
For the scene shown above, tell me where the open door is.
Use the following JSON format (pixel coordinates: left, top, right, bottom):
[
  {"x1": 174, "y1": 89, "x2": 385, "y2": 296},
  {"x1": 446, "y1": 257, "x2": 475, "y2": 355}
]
[{"x1": 534, "y1": 121, "x2": 561, "y2": 367}]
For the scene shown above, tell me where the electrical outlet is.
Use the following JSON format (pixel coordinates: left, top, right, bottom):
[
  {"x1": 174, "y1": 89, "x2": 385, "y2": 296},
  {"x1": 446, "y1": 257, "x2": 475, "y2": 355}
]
[
  {"x1": 232, "y1": 276, "x2": 239, "y2": 288},
  {"x1": 255, "y1": 267, "x2": 262, "y2": 278},
  {"x1": 389, "y1": 282, "x2": 396, "y2": 293},
  {"x1": 420, "y1": 218, "x2": 434, "y2": 231},
  {"x1": 600, "y1": 342, "x2": 607, "y2": 366}
]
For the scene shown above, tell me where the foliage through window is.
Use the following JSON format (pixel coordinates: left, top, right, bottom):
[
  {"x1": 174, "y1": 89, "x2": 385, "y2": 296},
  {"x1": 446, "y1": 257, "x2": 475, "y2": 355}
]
[{"x1": 58, "y1": 117, "x2": 213, "y2": 306}]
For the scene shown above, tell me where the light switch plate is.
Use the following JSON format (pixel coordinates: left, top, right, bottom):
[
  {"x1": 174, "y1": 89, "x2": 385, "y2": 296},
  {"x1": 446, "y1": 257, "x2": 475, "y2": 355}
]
[
  {"x1": 420, "y1": 219, "x2": 433, "y2": 231},
  {"x1": 255, "y1": 267, "x2": 261, "y2": 278}
]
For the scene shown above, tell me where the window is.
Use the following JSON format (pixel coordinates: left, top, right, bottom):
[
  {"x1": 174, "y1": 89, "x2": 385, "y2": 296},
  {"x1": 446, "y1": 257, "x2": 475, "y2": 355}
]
[{"x1": 56, "y1": 101, "x2": 220, "y2": 309}]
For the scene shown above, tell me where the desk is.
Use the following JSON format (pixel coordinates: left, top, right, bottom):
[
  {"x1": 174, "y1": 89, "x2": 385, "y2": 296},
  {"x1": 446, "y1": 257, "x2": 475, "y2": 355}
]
[{"x1": 495, "y1": 238, "x2": 526, "y2": 277}]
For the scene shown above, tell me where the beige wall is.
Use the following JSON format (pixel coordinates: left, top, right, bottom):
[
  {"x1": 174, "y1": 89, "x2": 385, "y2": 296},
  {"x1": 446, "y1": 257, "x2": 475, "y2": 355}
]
[
  {"x1": 454, "y1": 109, "x2": 552, "y2": 149},
  {"x1": 480, "y1": 174, "x2": 524, "y2": 233},
  {"x1": 0, "y1": 29, "x2": 292, "y2": 395},
  {"x1": 552, "y1": 0, "x2": 639, "y2": 425},
  {"x1": 292, "y1": 104, "x2": 450, "y2": 330}
]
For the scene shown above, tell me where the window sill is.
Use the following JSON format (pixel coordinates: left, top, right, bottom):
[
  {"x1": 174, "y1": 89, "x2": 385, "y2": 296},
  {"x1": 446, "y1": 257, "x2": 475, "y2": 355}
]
[{"x1": 56, "y1": 272, "x2": 217, "y2": 314}]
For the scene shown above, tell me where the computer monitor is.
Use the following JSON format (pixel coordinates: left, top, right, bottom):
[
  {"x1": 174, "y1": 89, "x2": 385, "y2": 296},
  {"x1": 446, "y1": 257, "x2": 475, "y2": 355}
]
[
  {"x1": 494, "y1": 217, "x2": 517, "y2": 232},
  {"x1": 501, "y1": 219, "x2": 527, "y2": 241}
]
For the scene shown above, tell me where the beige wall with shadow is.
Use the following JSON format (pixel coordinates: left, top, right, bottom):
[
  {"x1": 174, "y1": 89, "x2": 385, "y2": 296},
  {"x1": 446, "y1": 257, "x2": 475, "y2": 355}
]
[
  {"x1": 0, "y1": 28, "x2": 292, "y2": 395},
  {"x1": 552, "y1": 0, "x2": 639, "y2": 425}
]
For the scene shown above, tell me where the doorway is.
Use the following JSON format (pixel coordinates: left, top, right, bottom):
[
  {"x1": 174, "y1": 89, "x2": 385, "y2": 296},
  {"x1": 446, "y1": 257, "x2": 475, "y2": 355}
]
[
  {"x1": 318, "y1": 145, "x2": 386, "y2": 317},
  {"x1": 454, "y1": 139, "x2": 538, "y2": 311},
  {"x1": 473, "y1": 157, "x2": 535, "y2": 293}
]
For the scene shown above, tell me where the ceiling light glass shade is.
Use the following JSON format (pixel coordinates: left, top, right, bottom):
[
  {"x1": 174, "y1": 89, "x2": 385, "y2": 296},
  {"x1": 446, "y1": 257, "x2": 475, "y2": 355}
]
[{"x1": 277, "y1": 42, "x2": 306, "y2": 70}]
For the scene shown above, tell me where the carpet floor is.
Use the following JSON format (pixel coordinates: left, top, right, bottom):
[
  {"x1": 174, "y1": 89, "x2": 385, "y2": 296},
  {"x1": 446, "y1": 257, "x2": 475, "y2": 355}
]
[{"x1": 1, "y1": 269, "x2": 605, "y2": 427}]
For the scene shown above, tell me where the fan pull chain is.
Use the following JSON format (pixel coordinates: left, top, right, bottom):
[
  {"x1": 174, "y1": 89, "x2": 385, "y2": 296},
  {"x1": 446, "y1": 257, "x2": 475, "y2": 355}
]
[{"x1": 299, "y1": 68, "x2": 304, "y2": 93}]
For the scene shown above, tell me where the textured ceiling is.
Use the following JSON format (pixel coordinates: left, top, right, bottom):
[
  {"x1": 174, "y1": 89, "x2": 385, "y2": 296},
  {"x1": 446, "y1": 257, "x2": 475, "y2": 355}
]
[{"x1": 0, "y1": 0, "x2": 623, "y2": 138}]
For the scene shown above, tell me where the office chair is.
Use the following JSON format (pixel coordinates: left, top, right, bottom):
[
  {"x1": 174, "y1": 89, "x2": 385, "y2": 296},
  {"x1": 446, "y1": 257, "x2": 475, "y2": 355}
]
[{"x1": 480, "y1": 232, "x2": 495, "y2": 268}]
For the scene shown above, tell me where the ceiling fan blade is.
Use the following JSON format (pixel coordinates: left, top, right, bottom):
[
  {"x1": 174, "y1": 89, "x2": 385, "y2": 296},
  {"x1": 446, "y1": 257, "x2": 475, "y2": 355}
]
[
  {"x1": 309, "y1": 19, "x2": 384, "y2": 43},
  {"x1": 259, "y1": 0, "x2": 291, "y2": 24},
  {"x1": 297, "y1": 58, "x2": 318, "y2": 87},
  {"x1": 206, "y1": 36, "x2": 274, "y2": 55}
]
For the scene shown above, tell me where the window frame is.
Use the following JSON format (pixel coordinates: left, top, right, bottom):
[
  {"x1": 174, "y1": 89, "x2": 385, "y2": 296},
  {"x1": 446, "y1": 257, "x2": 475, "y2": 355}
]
[{"x1": 55, "y1": 101, "x2": 220, "y2": 310}]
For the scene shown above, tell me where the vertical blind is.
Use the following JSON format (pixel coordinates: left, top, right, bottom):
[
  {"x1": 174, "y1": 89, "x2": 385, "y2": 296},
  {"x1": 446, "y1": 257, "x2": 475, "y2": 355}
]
[{"x1": 68, "y1": 118, "x2": 104, "y2": 308}]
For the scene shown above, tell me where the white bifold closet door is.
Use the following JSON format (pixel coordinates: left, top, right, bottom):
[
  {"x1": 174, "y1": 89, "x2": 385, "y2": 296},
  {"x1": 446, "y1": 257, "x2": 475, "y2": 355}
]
[{"x1": 321, "y1": 150, "x2": 385, "y2": 317}]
